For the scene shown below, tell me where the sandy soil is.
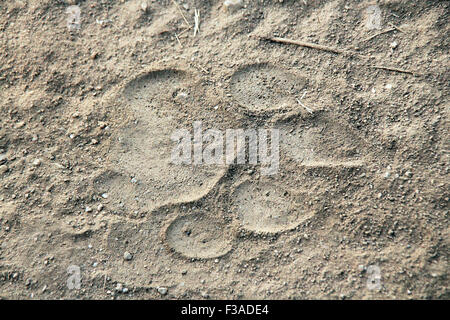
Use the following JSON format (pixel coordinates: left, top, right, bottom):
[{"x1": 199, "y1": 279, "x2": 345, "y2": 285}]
[{"x1": 0, "y1": 0, "x2": 448, "y2": 299}]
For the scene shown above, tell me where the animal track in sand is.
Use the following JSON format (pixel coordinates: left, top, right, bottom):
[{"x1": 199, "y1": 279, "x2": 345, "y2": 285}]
[
  {"x1": 230, "y1": 63, "x2": 307, "y2": 112},
  {"x1": 100, "y1": 69, "x2": 367, "y2": 246},
  {"x1": 165, "y1": 214, "x2": 233, "y2": 259},
  {"x1": 102, "y1": 211, "x2": 233, "y2": 288},
  {"x1": 104, "y1": 69, "x2": 225, "y2": 212},
  {"x1": 231, "y1": 179, "x2": 313, "y2": 234}
]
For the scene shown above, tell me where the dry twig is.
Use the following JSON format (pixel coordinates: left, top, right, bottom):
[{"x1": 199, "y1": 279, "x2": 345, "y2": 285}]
[
  {"x1": 388, "y1": 23, "x2": 405, "y2": 33},
  {"x1": 178, "y1": 26, "x2": 192, "y2": 36},
  {"x1": 261, "y1": 36, "x2": 368, "y2": 58},
  {"x1": 363, "y1": 27, "x2": 395, "y2": 42},
  {"x1": 264, "y1": 36, "x2": 345, "y2": 54},
  {"x1": 371, "y1": 65, "x2": 415, "y2": 75}
]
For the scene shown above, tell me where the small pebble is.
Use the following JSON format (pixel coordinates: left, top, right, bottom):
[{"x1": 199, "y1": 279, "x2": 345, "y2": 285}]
[
  {"x1": 0, "y1": 165, "x2": 8, "y2": 174},
  {"x1": 123, "y1": 251, "x2": 133, "y2": 261},
  {"x1": 140, "y1": 1, "x2": 148, "y2": 12},
  {"x1": 158, "y1": 287, "x2": 168, "y2": 295},
  {"x1": 223, "y1": 0, "x2": 243, "y2": 12},
  {"x1": 15, "y1": 121, "x2": 25, "y2": 128}
]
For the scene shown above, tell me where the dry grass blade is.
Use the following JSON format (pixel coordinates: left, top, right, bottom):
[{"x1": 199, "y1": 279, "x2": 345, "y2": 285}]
[
  {"x1": 175, "y1": 33, "x2": 183, "y2": 47},
  {"x1": 259, "y1": 36, "x2": 417, "y2": 75},
  {"x1": 194, "y1": 9, "x2": 200, "y2": 37},
  {"x1": 296, "y1": 98, "x2": 313, "y2": 114},
  {"x1": 172, "y1": 0, "x2": 191, "y2": 27}
]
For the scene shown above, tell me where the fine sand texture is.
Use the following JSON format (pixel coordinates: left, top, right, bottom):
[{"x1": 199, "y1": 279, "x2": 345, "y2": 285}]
[{"x1": 0, "y1": 0, "x2": 448, "y2": 299}]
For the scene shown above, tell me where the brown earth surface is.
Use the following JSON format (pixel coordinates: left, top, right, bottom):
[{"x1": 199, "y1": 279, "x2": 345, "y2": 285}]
[{"x1": 0, "y1": 0, "x2": 448, "y2": 299}]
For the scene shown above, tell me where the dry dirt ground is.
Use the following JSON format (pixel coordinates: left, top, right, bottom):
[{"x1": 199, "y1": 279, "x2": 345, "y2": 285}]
[{"x1": 0, "y1": 0, "x2": 448, "y2": 300}]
